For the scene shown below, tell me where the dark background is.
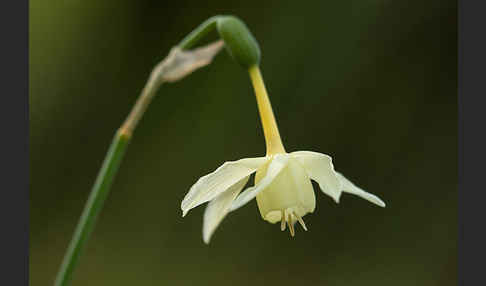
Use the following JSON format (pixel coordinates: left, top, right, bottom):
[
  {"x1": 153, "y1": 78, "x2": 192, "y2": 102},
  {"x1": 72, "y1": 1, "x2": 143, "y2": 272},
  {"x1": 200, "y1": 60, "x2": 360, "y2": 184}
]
[{"x1": 30, "y1": 1, "x2": 457, "y2": 285}]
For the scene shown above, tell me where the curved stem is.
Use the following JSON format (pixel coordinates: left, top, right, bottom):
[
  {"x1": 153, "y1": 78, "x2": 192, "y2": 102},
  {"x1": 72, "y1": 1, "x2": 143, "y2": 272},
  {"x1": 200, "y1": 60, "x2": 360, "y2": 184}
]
[
  {"x1": 119, "y1": 67, "x2": 163, "y2": 137},
  {"x1": 248, "y1": 65, "x2": 286, "y2": 155},
  {"x1": 178, "y1": 16, "x2": 221, "y2": 50},
  {"x1": 54, "y1": 32, "x2": 224, "y2": 286},
  {"x1": 54, "y1": 62, "x2": 165, "y2": 286}
]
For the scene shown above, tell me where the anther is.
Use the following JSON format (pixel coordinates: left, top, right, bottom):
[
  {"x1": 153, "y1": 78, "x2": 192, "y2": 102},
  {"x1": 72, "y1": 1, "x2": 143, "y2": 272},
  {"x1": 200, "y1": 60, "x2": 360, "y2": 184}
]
[
  {"x1": 287, "y1": 212, "x2": 295, "y2": 237},
  {"x1": 294, "y1": 213, "x2": 308, "y2": 231},
  {"x1": 280, "y1": 210, "x2": 286, "y2": 231}
]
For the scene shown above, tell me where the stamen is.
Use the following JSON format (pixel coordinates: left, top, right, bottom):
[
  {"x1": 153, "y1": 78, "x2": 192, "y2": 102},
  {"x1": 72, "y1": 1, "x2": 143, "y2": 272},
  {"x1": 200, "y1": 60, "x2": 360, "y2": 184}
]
[
  {"x1": 287, "y1": 212, "x2": 295, "y2": 237},
  {"x1": 294, "y1": 213, "x2": 308, "y2": 231},
  {"x1": 280, "y1": 210, "x2": 286, "y2": 231}
]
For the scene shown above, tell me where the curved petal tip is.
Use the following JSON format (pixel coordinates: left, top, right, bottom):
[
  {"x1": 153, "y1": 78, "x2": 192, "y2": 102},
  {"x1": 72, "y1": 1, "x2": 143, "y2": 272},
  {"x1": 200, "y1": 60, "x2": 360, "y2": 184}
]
[{"x1": 336, "y1": 171, "x2": 386, "y2": 208}]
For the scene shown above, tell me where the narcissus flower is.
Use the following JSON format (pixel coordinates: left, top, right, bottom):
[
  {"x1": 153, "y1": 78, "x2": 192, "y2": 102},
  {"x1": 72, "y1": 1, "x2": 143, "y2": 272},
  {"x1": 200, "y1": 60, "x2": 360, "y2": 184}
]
[{"x1": 181, "y1": 65, "x2": 386, "y2": 243}]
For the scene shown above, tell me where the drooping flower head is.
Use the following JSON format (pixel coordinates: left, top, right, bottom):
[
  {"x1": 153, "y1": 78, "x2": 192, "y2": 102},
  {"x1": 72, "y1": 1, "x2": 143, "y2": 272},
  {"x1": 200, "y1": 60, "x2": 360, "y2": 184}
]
[{"x1": 181, "y1": 16, "x2": 385, "y2": 243}]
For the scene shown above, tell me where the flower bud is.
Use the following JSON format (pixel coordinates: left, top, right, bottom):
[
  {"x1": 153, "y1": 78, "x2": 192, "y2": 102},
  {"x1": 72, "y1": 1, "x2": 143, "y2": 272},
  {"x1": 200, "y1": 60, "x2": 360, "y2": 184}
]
[{"x1": 217, "y1": 16, "x2": 261, "y2": 68}]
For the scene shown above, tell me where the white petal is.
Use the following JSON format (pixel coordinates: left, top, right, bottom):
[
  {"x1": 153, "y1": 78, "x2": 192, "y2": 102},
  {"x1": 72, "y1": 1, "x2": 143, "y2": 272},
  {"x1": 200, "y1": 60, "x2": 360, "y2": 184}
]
[
  {"x1": 291, "y1": 151, "x2": 342, "y2": 203},
  {"x1": 202, "y1": 176, "x2": 250, "y2": 244},
  {"x1": 336, "y1": 172, "x2": 386, "y2": 207},
  {"x1": 230, "y1": 154, "x2": 289, "y2": 211},
  {"x1": 181, "y1": 157, "x2": 269, "y2": 216}
]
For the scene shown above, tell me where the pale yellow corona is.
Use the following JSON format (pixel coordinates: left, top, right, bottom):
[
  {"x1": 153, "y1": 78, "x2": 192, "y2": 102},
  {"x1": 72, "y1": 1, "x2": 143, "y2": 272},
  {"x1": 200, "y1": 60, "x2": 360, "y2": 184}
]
[
  {"x1": 181, "y1": 65, "x2": 385, "y2": 243},
  {"x1": 254, "y1": 155, "x2": 315, "y2": 234}
]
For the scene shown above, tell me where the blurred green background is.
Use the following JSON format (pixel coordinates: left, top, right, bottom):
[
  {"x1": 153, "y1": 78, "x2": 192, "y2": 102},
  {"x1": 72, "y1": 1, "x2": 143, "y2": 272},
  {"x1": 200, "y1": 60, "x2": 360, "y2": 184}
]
[{"x1": 30, "y1": 1, "x2": 457, "y2": 285}]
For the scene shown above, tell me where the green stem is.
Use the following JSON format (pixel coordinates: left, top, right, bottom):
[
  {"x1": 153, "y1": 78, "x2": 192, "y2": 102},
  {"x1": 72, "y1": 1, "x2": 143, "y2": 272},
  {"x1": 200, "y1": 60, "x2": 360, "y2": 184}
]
[
  {"x1": 54, "y1": 16, "x2": 226, "y2": 286},
  {"x1": 178, "y1": 16, "x2": 221, "y2": 49},
  {"x1": 54, "y1": 131, "x2": 130, "y2": 286},
  {"x1": 54, "y1": 51, "x2": 163, "y2": 286}
]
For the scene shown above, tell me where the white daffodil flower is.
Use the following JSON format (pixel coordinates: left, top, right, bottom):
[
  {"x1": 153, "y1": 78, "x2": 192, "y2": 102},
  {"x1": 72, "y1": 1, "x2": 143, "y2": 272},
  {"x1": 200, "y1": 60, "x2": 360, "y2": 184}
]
[{"x1": 181, "y1": 66, "x2": 385, "y2": 243}]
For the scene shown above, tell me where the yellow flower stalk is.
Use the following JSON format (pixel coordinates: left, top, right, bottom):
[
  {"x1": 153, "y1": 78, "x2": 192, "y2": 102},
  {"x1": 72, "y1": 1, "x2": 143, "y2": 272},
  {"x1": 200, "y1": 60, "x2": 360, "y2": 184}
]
[{"x1": 181, "y1": 16, "x2": 386, "y2": 243}]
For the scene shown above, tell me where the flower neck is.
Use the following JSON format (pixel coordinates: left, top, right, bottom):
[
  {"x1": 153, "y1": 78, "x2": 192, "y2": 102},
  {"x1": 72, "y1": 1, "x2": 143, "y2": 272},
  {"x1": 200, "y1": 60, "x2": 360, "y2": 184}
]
[{"x1": 248, "y1": 65, "x2": 286, "y2": 155}]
